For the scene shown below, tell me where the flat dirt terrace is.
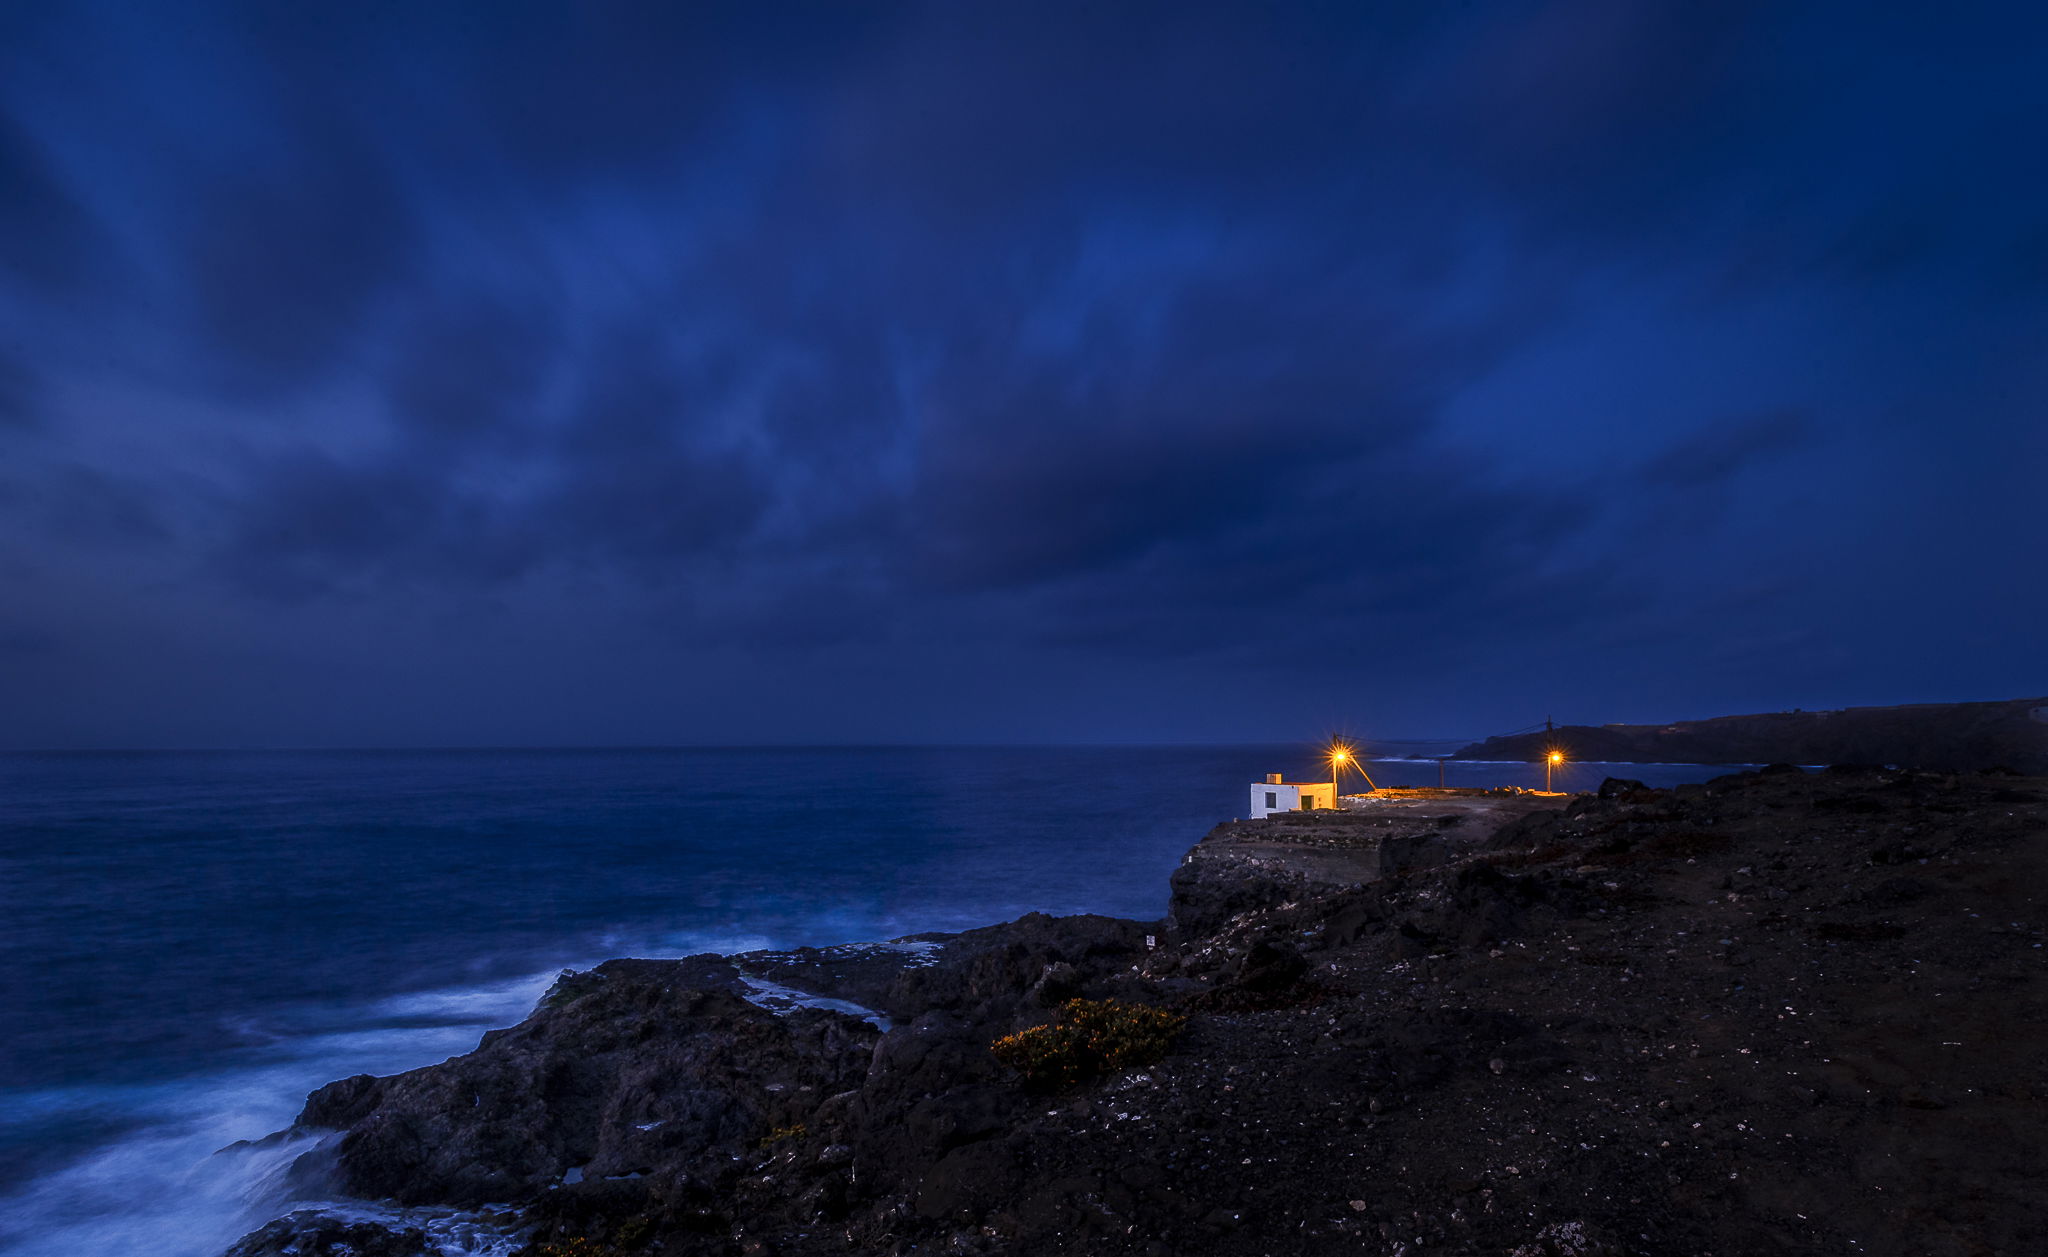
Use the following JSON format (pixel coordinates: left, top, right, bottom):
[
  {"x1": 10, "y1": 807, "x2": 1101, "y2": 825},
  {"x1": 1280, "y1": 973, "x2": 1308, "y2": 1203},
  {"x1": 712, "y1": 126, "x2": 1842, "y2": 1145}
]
[{"x1": 1184, "y1": 788, "x2": 1572, "y2": 893}]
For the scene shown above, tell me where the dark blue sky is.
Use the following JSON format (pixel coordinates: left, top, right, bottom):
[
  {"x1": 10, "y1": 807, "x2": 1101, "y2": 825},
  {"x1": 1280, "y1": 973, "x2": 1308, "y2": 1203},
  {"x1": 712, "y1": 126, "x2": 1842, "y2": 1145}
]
[{"x1": 1, "y1": 1, "x2": 2043, "y2": 748}]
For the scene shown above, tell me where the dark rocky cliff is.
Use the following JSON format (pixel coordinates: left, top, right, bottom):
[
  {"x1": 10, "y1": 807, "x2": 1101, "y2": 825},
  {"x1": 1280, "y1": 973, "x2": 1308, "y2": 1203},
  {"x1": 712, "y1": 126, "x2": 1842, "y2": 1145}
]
[
  {"x1": 1452, "y1": 695, "x2": 2048, "y2": 773},
  {"x1": 226, "y1": 767, "x2": 2048, "y2": 1257}
]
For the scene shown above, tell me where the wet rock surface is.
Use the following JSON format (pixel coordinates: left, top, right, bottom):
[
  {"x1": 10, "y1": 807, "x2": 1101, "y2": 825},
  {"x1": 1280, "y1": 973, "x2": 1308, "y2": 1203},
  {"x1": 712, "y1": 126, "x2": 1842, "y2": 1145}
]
[
  {"x1": 222, "y1": 1211, "x2": 433, "y2": 1257},
  {"x1": 230, "y1": 769, "x2": 2047, "y2": 1256}
]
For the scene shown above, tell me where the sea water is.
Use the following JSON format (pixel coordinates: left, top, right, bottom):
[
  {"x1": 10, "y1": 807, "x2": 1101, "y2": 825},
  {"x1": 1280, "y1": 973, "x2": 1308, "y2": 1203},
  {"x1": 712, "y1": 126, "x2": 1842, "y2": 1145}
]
[{"x1": 0, "y1": 747, "x2": 1739, "y2": 1256}]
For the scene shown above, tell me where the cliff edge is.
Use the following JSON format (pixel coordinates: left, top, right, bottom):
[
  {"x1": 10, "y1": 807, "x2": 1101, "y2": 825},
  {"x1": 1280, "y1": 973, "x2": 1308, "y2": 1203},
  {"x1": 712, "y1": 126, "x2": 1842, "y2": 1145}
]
[{"x1": 221, "y1": 768, "x2": 2047, "y2": 1257}]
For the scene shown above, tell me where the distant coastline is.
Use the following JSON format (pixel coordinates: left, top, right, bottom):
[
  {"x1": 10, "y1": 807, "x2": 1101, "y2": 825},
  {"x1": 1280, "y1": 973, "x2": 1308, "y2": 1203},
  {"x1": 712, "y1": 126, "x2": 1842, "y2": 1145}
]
[{"x1": 1451, "y1": 695, "x2": 2048, "y2": 774}]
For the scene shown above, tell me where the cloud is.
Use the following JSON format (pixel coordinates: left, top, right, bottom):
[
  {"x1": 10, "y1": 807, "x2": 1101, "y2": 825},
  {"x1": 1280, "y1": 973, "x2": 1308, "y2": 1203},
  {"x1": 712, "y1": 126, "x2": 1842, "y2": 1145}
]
[
  {"x1": 181, "y1": 126, "x2": 418, "y2": 385},
  {"x1": 0, "y1": 109, "x2": 98, "y2": 294},
  {"x1": 0, "y1": 349, "x2": 38, "y2": 429},
  {"x1": 211, "y1": 450, "x2": 510, "y2": 600},
  {"x1": 0, "y1": 0, "x2": 2044, "y2": 744},
  {"x1": 385, "y1": 296, "x2": 562, "y2": 444},
  {"x1": 0, "y1": 459, "x2": 170, "y2": 555},
  {"x1": 1644, "y1": 411, "x2": 1814, "y2": 489}
]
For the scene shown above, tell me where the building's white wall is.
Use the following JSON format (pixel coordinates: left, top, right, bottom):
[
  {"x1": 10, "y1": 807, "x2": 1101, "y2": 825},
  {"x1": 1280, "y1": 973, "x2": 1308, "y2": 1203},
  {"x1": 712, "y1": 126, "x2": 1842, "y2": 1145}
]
[
  {"x1": 1250, "y1": 782, "x2": 1299, "y2": 818},
  {"x1": 1299, "y1": 783, "x2": 1335, "y2": 810},
  {"x1": 1249, "y1": 781, "x2": 1338, "y2": 817}
]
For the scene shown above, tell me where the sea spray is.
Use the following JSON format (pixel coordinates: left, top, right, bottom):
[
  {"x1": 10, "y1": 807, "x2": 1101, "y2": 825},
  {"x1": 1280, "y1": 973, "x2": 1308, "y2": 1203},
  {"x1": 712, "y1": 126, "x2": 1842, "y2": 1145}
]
[{"x1": 0, "y1": 969, "x2": 558, "y2": 1257}]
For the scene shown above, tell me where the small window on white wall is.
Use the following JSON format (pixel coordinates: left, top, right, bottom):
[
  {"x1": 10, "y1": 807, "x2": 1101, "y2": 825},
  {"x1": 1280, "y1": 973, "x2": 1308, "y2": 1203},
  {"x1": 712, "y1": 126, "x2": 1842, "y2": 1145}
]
[{"x1": 1264, "y1": 792, "x2": 1277, "y2": 809}]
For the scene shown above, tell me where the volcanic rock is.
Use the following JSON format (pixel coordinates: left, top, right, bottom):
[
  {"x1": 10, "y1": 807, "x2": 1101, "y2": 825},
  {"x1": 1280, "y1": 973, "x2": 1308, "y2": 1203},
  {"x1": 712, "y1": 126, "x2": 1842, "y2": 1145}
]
[{"x1": 225, "y1": 768, "x2": 2048, "y2": 1257}]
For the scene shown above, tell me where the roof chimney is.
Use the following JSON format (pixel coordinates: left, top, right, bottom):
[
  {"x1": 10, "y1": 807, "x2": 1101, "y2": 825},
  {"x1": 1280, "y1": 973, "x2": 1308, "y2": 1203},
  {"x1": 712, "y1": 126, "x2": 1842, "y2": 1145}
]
[{"x1": 1266, "y1": 773, "x2": 1283, "y2": 784}]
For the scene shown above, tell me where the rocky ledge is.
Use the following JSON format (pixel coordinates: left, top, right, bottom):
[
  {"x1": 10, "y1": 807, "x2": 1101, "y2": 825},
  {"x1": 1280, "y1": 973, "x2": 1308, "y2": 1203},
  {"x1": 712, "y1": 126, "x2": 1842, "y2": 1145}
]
[{"x1": 226, "y1": 767, "x2": 2047, "y2": 1257}]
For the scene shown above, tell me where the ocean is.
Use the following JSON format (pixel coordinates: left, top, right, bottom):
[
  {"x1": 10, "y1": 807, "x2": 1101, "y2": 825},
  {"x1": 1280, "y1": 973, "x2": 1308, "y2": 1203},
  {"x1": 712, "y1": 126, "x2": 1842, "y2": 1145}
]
[{"x1": 0, "y1": 747, "x2": 1740, "y2": 1256}]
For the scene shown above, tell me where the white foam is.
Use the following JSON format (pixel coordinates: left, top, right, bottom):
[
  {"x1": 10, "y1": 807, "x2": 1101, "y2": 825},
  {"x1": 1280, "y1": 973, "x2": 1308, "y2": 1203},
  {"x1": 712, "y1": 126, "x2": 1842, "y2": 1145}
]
[
  {"x1": 874, "y1": 939, "x2": 945, "y2": 966},
  {"x1": 366, "y1": 973, "x2": 559, "y2": 1023},
  {"x1": 0, "y1": 965, "x2": 590, "y2": 1257},
  {"x1": 735, "y1": 976, "x2": 892, "y2": 1030},
  {"x1": 0, "y1": 1121, "x2": 326, "y2": 1257},
  {"x1": 269, "y1": 1200, "x2": 527, "y2": 1257}
]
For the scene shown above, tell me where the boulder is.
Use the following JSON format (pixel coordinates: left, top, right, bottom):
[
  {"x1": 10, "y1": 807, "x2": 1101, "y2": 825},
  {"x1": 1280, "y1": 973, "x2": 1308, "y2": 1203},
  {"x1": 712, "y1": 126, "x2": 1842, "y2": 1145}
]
[
  {"x1": 222, "y1": 1212, "x2": 430, "y2": 1257},
  {"x1": 292, "y1": 959, "x2": 879, "y2": 1207}
]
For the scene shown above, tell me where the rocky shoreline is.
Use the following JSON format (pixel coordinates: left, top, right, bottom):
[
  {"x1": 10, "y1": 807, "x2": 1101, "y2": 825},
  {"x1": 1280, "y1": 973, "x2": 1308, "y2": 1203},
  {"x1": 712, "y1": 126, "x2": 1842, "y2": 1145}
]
[{"x1": 221, "y1": 766, "x2": 2046, "y2": 1257}]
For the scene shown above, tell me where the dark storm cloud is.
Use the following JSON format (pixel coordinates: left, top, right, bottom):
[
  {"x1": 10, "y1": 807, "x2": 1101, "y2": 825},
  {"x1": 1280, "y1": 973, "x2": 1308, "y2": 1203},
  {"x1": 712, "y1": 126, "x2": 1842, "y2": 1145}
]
[
  {"x1": 1021, "y1": 464, "x2": 1603, "y2": 666},
  {"x1": 31, "y1": 464, "x2": 170, "y2": 548},
  {"x1": 900, "y1": 257, "x2": 1491, "y2": 596},
  {"x1": 183, "y1": 127, "x2": 418, "y2": 385},
  {"x1": 214, "y1": 325, "x2": 777, "y2": 599},
  {"x1": 1411, "y1": 3, "x2": 1764, "y2": 229},
  {"x1": 386, "y1": 297, "x2": 561, "y2": 443},
  {"x1": 0, "y1": 0, "x2": 2043, "y2": 746},
  {"x1": 819, "y1": 3, "x2": 1399, "y2": 215},
  {"x1": 0, "y1": 111, "x2": 96, "y2": 293},
  {"x1": 0, "y1": 349, "x2": 38, "y2": 429},
  {"x1": 441, "y1": 0, "x2": 888, "y2": 177},
  {"x1": 1645, "y1": 411, "x2": 1813, "y2": 489},
  {"x1": 538, "y1": 332, "x2": 775, "y2": 570},
  {"x1": 212, "y1": 450, "x2": 519, "y2": 600}
]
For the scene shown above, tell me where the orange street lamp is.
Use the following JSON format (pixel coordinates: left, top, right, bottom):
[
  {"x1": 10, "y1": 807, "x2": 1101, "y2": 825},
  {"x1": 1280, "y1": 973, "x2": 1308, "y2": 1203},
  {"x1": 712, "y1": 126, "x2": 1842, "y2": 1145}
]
[
  {"x1": 1329, "y1": 740, "x2": 1375, "y2": 800},
  {"x1": 1546, "y1": 749, "x2": 1564, "y2": 792}
]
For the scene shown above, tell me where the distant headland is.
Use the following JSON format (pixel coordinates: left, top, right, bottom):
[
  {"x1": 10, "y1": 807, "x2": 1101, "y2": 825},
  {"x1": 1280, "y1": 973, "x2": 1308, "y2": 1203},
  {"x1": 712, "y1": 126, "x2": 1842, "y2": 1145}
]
[{"x1": 1452, "y1": 695, "x2": 2048, "y2": 775}]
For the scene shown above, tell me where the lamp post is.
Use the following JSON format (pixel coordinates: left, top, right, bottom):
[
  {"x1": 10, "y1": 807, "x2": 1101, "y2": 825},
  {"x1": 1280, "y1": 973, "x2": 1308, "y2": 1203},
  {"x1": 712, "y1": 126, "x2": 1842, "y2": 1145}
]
[
  {"x1": 1331, "y1": 747, "x2": 1347, "y2": 808},
  {"x1": 1547, "y1": 749, "x2": 1563, "y2": 792}
]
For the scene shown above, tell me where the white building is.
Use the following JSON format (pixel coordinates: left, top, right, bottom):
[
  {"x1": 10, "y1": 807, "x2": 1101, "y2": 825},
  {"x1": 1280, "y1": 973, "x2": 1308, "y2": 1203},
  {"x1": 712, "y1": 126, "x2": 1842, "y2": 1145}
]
[{"x1": 1249, "y1": 772, "x2": 1337, "y2": 818}]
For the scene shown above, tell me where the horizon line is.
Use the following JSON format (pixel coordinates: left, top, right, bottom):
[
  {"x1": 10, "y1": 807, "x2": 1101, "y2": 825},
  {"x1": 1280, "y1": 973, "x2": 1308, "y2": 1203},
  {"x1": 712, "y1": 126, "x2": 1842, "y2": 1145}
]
[{"x1": 0, "y1": 737, "x2": 1483, "y2": 755}]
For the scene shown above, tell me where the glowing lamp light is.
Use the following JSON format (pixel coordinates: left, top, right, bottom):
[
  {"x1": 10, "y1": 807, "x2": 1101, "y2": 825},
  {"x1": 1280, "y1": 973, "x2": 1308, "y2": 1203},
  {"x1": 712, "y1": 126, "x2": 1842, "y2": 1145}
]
[
  {"x1": 1545, "y1": 748, "x2": 1566, "y2": 791},
  {"x1": 1327, "y1": 740, "x2": 1373, "y2": 799}
]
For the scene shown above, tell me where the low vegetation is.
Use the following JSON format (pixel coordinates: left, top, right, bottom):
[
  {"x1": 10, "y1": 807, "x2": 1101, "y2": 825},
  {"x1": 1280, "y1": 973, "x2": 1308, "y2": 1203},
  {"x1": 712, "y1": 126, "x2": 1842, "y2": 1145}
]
[
  {"x1": 990, "y1": 997, "x2": 1186, "y2": 1088},
  {"x1": 757, "y1": 1122, "x2": 807, "y2": 1149}
]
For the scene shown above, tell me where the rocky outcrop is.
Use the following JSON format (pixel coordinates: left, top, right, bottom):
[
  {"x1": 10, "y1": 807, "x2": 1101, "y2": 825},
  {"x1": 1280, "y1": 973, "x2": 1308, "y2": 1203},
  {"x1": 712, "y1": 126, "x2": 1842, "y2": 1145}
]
[
  {"x1": 1453, "y1": 695, "x2": 2048, "y2": 772},
  {"x1": 291, "y1": 956, "x2": 877, "y2": 1207},
  {"x1": 734, "y1": 912, "x2": 1152, "y2": 1026},
  {"x1": 271, "y1": 914, "x2": 1156, "y2": 1229},
  {"x1": 231, "y1": 768, "x2": 2048, "y2": 1257},
  {"x1": 222, "y1": 1212, "x2": 431, "y2": 1257},
  {"x1": 1167, "y1": 792, "x2": 1564, "y2": 938}
]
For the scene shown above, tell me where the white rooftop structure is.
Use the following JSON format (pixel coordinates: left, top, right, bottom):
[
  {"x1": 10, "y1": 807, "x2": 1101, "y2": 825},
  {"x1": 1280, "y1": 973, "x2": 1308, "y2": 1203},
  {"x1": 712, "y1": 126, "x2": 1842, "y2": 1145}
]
[{"x1": 1249, "y1": 772, "x2": 1337, "y2": 819}]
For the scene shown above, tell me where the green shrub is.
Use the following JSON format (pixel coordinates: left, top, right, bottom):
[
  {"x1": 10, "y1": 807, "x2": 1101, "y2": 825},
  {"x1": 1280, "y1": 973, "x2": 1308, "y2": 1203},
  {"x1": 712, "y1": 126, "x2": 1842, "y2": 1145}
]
[
  {"x1": 613, "y1": 1216, "x2": 656, "y2": 1248},
  {"x1": 757, "y1": 1122, "x2": 807, "y2": 1149},
  {"x1": 991, "y1": 998, "x2": 1187, "y2": 1088},
  {"x1": 523, "y1": 1212, "x2": 658, "y2": 1254}
]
